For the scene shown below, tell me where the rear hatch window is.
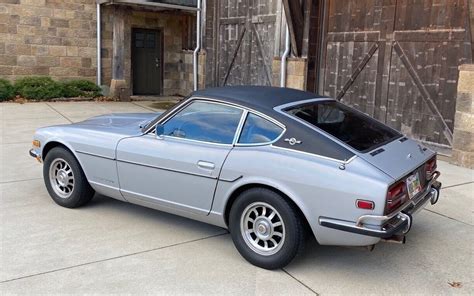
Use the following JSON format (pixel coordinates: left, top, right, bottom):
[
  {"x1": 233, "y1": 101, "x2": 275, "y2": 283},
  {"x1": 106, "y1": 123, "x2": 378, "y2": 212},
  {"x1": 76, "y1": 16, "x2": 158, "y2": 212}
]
[{"x1": 284, "y1": 101, "x2": 401, "y2": 152}]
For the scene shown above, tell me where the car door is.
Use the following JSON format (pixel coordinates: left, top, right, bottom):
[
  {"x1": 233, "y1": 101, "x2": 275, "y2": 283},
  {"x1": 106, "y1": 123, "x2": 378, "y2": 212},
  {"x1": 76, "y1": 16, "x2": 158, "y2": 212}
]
[{"x1": 116, "y1": 100, "x2": 244, "y2": 215}]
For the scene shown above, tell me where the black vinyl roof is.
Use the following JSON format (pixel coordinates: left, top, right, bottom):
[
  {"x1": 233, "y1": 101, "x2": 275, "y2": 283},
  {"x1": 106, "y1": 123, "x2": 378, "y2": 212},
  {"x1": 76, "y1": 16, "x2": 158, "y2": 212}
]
[
  {"x1": 192, "y1": 86, "x2": 323, "y2": 112},
  {"x1": 191, "y1": 86, "x2": 354, "y2": 161}
]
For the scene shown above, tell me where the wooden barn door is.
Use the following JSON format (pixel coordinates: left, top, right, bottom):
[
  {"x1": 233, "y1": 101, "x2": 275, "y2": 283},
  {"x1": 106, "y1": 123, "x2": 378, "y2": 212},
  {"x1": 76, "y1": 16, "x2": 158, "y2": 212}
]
[
  {"x1": 321, "y1": 0, "x2": 472, "y2": 147},
  {"x1": 216, "y1": 0, "x2": 278, "y2": 86}
]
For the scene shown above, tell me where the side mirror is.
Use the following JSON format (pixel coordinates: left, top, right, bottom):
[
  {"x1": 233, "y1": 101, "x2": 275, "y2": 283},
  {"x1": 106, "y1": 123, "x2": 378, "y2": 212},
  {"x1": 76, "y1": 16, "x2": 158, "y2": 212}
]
[{"x1": 155, "y1": 124, "x2": 165, "y2": 139}]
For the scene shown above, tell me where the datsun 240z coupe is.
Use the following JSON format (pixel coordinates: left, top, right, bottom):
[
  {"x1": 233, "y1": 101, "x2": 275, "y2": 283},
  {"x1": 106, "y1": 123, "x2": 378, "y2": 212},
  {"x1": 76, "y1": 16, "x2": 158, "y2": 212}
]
[{"x1": 30, "y1": 86, "x2": 441, "y2": 269}]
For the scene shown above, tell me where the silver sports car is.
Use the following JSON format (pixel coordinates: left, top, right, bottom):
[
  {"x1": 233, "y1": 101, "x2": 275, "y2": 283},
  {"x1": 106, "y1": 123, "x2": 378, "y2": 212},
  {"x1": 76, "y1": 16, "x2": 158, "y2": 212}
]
[{"x1": 30, "y1": 86, "x2": 441, "y2": 269}]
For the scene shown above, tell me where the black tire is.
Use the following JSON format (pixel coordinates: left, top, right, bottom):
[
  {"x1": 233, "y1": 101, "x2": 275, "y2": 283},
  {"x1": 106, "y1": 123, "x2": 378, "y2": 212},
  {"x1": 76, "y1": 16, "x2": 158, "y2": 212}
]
[
  {"x1": 43, "y1": 147, "x2": 94, "y2": 208},
  {"x1": 229, "y1": 188, "x2": 305, "y2": 270}
]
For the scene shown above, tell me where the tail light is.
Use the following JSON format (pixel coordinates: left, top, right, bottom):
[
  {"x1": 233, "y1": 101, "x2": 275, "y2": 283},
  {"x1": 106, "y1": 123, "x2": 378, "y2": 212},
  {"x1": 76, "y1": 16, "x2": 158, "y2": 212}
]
[
  {"x1": 385, "y1": 181, "x2": 407, "y2": 214},
  {"x1": 425, "y1": 156, "x2": 437, "y2": 180}
]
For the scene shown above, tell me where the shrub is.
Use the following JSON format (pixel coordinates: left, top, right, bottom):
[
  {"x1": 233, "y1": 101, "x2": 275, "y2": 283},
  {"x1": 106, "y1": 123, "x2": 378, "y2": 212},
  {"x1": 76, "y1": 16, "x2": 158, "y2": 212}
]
[
  {"x1": 61, "y1": 80, "x2": 102, "y2": 98},
  {"x1": 14, "y1": 76, "x2": 63, "y2": 100},
  {"x1": 0, "y1": 79, "x2": 15, "y2": 101}
]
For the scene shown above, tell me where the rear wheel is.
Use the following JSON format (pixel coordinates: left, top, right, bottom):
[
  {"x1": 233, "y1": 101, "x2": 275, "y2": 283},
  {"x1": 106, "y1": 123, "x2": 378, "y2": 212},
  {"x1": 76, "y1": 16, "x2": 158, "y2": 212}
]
[
  {"x1": 229, "y1": 188, "x2": 305, "y2": 269},
  {"x1": 43, "y1": 147, "x2": 94, "y2": 208}
]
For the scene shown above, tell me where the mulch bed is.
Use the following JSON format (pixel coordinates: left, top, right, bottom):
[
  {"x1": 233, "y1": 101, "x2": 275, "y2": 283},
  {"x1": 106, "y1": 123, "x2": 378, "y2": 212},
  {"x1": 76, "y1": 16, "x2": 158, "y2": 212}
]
[{"x1": 1, "y1": 96, "x2": 117, "y2": 104}]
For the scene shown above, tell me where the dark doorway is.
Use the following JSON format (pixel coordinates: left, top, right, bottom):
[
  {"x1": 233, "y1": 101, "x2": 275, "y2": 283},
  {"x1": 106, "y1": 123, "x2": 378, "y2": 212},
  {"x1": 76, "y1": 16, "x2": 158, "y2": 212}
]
[{"x1": 132, "y1": 28, "x2": 163, "y2": 95}]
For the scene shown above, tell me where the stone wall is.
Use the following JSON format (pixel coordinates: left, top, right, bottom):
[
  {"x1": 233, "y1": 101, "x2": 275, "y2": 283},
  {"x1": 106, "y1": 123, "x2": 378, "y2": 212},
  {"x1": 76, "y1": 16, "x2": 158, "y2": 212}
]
[
  {"x1": 450, "y1": 64, "x2": 474, "y2": 169},
  {"x1": 470, "y1": 0, "x2": 473, "y2": 59},
  {"x1": 272, "y1": 57, "x2": 307, "y2": 90},
  {"x1": 0, "y1": 1, "x2": 199, "y2": 97},
  {"x1": 178, "y1": 50, "x2": 205, "y2": 96},
  {"x1": 0, "y1": 0, "x2": 97, "y2": 81}
]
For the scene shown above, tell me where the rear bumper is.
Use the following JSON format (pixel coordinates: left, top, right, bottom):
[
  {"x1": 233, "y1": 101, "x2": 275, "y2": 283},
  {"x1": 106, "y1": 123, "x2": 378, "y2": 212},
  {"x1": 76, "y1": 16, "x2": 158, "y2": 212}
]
[{"x1": 319, "y1": 171, "x2": 441, "y2": 239}]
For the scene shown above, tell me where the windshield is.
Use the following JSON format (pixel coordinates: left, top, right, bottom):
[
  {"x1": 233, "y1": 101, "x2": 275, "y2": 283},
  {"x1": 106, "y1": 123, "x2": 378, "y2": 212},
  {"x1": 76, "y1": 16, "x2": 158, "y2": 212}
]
[
  {"x1": 141, "y1": 100, "x2": 184, "y2": 133},
  {"x1": 284, "y1": 100, "x2": 401, "y2": 152}
]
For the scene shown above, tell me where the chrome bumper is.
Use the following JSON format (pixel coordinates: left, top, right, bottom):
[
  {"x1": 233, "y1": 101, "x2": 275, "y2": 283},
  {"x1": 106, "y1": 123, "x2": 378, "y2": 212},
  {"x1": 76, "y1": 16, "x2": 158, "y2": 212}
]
[
  {"x1": 319, "y1": 171, "x2": 441, "y2": 239},
  {"x1": 29, "y1": 148, "x2": 42, "y2": 163}
]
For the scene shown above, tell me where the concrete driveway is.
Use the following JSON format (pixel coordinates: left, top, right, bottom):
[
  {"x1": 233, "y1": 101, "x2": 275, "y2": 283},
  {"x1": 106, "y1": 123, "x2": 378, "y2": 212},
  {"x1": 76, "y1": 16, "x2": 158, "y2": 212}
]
[{"x1": 0, "y1": 101, "x2": 473, "y2": 295}]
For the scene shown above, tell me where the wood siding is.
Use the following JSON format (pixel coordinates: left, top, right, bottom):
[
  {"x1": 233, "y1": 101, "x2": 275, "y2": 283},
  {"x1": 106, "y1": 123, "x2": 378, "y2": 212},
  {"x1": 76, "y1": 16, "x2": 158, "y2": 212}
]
[
  {"x1": 321, "y1": 0, "x2": 472, "y2": 147},
  {"x1": 204, "y1": 0, "x2": 283, "y2": 87}
]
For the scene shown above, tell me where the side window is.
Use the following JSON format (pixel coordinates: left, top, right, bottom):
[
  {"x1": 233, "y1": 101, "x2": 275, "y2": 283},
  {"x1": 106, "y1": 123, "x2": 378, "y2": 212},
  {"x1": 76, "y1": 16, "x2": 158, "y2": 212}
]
[
  {"x1": 163, "y1": 101, "x2": 243, "y2": 144},
  {"x1": 238, "y1": 113, "x2": 284, "y2": 144}
]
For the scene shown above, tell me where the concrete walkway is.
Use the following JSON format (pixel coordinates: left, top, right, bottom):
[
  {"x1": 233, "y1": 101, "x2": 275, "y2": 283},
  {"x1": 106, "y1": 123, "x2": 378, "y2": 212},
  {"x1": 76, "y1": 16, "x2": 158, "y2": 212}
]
[{"x1": 0, "y1": 101, "x2": 472, "y2": 295}]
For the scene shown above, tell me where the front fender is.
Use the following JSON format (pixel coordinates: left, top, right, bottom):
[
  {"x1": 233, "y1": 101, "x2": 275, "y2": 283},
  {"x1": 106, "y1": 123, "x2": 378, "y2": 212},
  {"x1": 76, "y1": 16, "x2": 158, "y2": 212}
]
[{"x1": 40, "y1": 137, "x2": 89, "y2": 178}]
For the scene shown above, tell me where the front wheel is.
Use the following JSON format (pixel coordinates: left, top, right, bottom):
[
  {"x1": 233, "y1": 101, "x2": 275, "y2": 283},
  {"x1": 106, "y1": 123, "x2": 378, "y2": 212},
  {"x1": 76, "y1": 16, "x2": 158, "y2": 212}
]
[
  {"x1": 229, "y1": 188, "x2": 305, "y2": 269},
  {"x1": 43, "y1": 147, "x2": 94, "y2": 208}
]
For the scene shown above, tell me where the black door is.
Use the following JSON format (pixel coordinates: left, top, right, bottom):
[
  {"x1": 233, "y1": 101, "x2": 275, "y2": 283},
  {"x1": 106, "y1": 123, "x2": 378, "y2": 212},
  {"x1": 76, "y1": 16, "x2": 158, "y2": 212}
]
[{"x1": 132, "y1": 28, "x2": 163, "y2": 95}]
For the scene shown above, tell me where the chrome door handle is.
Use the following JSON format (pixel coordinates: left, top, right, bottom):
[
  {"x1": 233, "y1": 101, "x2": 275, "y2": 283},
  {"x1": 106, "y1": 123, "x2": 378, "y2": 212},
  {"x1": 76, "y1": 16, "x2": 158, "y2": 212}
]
[{"x1": 197, "y1": 161, "x2": 215, "y2": 170}]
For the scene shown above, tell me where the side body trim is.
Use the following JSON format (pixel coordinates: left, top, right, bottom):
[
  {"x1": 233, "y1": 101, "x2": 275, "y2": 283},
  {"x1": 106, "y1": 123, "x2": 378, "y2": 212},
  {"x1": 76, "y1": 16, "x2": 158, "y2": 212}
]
[
  {"x1": 76, "y1": 150, "x2": 115, "y2": 160},
  {"x1": 270, "y1": 145, "x2": 357, "y2": 165},
  {"x1": 117, "y1": 159, "x2": 217, "y2": 180}
]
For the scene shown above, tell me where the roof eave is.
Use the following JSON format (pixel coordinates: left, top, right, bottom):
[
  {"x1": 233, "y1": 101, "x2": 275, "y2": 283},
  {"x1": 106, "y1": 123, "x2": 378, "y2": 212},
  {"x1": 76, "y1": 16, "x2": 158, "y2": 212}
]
[{"x1": 97, "y1": 0, "x2": 200, "y2": 11}]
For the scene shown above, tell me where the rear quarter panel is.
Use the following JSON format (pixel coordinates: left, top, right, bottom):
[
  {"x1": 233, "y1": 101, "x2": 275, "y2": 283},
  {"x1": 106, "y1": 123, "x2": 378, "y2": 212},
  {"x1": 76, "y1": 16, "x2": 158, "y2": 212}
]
[
  {"x1": 213, "y1": 145, "x2": 393, "y2": 246},
  {"x1": 358, "y1": 137, "x2": 436, "y2": 180}
]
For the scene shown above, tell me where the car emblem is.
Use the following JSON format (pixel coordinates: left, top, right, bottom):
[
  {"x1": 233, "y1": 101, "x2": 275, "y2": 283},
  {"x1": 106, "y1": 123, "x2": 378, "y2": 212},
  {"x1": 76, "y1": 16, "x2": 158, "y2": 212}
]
[
  {"x1": 407, "y1": 153, "x2": 412, "y2": 159},
  {"x1": 284, "y1": 138, "x2": 302, "y2": 146}
]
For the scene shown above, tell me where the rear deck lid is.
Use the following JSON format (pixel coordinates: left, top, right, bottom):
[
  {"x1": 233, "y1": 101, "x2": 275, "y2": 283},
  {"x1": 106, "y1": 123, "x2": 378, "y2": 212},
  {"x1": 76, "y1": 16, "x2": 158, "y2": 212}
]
[{"x1": 358, "y1": 137, "x2": 435, "y2": 180}]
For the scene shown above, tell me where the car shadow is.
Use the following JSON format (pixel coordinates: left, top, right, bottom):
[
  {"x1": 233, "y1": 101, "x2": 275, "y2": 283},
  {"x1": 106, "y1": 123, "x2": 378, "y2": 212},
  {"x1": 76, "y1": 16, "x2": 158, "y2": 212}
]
[
  {"x1": 83, "y1": 194, "x2": 465, "y2": 281},
  {"x1": 83, "y1": 193, "x2": 228, "y2": 234},
  {"x1": 286, "y1": 219, "x2": 443, "y2": 272}
]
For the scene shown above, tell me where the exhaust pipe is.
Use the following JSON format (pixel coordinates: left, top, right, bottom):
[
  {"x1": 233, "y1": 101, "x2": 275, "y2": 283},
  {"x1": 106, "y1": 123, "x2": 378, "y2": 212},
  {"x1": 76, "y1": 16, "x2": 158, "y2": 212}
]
[{"x1": 382, "y1": 234, "x2": 406, "y2": 244}]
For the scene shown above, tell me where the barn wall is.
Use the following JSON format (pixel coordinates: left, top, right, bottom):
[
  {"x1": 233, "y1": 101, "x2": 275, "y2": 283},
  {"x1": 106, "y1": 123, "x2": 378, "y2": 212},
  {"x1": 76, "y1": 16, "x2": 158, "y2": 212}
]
[
  {"x1": 203, "y1": 0, "x2": 287, "y2": 88},
  {"x1": 202, "y1": 0, "x2": 473, "y2": 157},
  {"x1": 319, "y1": 0, "x2": 472, "y2": 149}
]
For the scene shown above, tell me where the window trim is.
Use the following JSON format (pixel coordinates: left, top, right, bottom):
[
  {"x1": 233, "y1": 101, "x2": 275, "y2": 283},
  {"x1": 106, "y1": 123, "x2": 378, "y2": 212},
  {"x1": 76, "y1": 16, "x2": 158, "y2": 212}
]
[
  {"x1": 234, "y1": 111, "x2": 286, "y2": 147},
  {"x1": 144, "y1": 96, "x2": 286, "y2": 147}
]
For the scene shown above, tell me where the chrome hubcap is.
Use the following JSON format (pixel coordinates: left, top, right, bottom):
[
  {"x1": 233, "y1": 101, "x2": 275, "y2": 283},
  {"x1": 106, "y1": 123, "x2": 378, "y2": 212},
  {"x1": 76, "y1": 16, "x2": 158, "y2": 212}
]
[
  {"x1": 240, "y1": 202, "x2": 285, "y2": 256},
  {"x1": 49, "y1": 158, "x2": 74, "y2": 199}
]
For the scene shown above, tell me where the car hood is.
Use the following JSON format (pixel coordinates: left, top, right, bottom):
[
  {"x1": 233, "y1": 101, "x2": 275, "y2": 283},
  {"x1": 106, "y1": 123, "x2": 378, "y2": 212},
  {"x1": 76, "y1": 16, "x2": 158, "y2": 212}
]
[
  {"x1": 35, "y1": 113, "x2": 162, "y2": 160},
  {"x1": 75, "y1": 113, "x2": 158, "y2": 132},
  {"x1": 358, "y1": 137, "x2": 436, "y2": 180}
]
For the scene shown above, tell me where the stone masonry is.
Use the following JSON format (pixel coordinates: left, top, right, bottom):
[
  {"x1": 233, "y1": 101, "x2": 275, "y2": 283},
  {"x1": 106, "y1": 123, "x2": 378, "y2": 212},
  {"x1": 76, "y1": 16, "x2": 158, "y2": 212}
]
[
  {"x1": 272, "y1": 57, "x2": 307, "y2": 90},
  {"x1": 0, "y1": 0, "x2": 98, "y2": 81},
  {"x1": 450, "y1": 64, "x2": 474, "y2": 169},
  {"x1": 0, "y1": 0, "x2": 202, "y2": 96}
]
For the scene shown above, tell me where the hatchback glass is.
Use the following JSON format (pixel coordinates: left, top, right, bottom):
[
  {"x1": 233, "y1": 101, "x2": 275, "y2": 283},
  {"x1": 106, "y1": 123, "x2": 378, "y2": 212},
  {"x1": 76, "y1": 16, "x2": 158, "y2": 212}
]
[{"x1": 284, "y1": 101, "x2": 400, "y2": 152}]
